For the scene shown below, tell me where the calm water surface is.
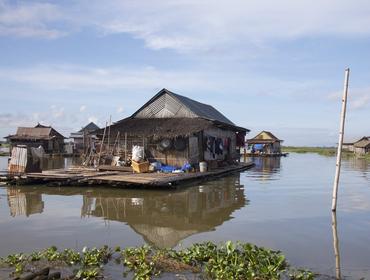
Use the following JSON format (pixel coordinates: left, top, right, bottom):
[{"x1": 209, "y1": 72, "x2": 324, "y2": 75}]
[
  {"x1": 0, "y1": 153, "x2": 369, "y2": 279},
  {"x1": 0, "y1": 156, "x2": 81, "y2": 172}
]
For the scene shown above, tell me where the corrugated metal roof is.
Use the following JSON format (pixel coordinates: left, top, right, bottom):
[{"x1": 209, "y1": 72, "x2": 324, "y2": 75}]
[
  {"x1": 354, "y1": 138, "x2": 370, "y2": 148},
  {"x1": 247, "y1": 131, "x2": 282, "y2": 142},
  {"x1": 7, "y1": 126, "x2": 66, "y2": 140},
  {"x1": 132, "y1": 88, "x2": 237, "y2": 127},
  {"x1": 79, "y1": 122, "x2": 100, "y2": 133},
  {"x1": 16, "y1": 127, "x2": 52, "y2": 138},
  {"x1": 169, "y1": 91, "x2": 235, "y2": 126}
]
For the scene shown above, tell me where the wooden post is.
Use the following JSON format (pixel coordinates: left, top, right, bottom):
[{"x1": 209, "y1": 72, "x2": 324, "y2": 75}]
[
  {"x1": 243, "y1": 146, "x2": 247, "y2": 162},
  {"x1": 332, "y1": 68, "x2": 350, "y2": 211},
  {"x1": 97, "y1": 122, "x2": 108, "y2": 167},
  {"x1": 124, "y1": 132, "x2": 127, "y2": 161},
  {"x1": 199, "y1": 131, "x2": 204, "y2": 162},
  {"x1": 142, "y1": 136, "x2": 145, "y2": 159},
  {"x1": 107, "y1": 115, "x2": 112, "y2": 154},
  {"x1": 82, "y1": 130, "x2": 85, "y2": 155}
]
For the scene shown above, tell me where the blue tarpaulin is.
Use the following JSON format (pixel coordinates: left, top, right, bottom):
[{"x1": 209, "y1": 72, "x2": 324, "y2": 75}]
[
  {"x1": 253, "y1": 144, "x2": 264, "y2": 150},
  {"x1": 160, "y1": 165, "x2": 177, "y2": 173}
]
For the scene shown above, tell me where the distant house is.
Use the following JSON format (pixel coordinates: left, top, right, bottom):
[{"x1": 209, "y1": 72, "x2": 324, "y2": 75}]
[
  {"x1": 353, "y1": 136, "x2": 370, "y2": 155},
  {"x1": 5, "y1": 123, "x2": 66, "y2": 154},
  {"x1": 342, "y1": 142, "x2": 354, "y2": 152},
  {"x1": 70, "y1": 122, "x2": 100, "y2": 154},
  {"x1": 246, "y1": 131, "x2": 283, "y2": 154},
  {"x1": 97, "y1": 88, "x2": 248, "y2": 167}
]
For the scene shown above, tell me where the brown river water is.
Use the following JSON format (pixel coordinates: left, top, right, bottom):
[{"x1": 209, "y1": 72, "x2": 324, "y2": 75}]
[{"x1": 0, "y1": 153, "x2": 369, "y2": 279}]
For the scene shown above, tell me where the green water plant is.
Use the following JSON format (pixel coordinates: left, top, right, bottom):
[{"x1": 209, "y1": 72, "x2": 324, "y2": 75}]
[
  {"x1": 0, "y1": 246, "x2": 112, "y2": 279},
  {"x1": 121, "y1": 245, "x2": 160, "y2": 280},
  {"x1": 75, "y1": 267, "x2": 101, "y2": 280},
  {"x1": 0, "y1": 242, "x2": 315, "y2": 280},
  {"x1": 120, "y1": 241, "x2": 302, "y2": 280},
  {"x1": 1, "y1": 253, "x2": 27, "y2": 274}
]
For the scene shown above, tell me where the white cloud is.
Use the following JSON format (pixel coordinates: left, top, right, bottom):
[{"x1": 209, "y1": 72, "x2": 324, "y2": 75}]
[
  {"x1": 80, "y1": 105, "x2": 86, "y2": 112},
  {"x1": 0, "y1": 0, "x2": 65, "y2": 38},
  {"x1": 88, "y1": 116, "x2": 98, "y2": 124},
  {"x1": 351, "y1": 93, "x2": 370, "y2": 109},
  {"x1": 50, "y1": 105, "x2": 65, "y2": 118},
  {"x1": 0, "y1": 64, "x2": 215, "y2": 92},
  {"x1": 81, "y1": 0, "x2": 370, "y2": 52},
  {"x1": 0, "y1": 63, "x2": 327, "y2": 100},
  {"x1": 117, "y1": 106, "x2": 124, "y2": 113},
  {"x1": 328, "y1": 87, "x2": 370, "y2": 110},
  {"x1": 2, "y1": 0, "x2": 370, "y2": 51},
  {"x1": 0, "y1": 112, "x2": 40, "y2": 131}
]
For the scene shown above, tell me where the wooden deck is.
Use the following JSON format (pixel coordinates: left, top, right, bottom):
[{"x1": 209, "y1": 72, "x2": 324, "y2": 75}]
[
  {"x1": 13, "y1": 162, "x2": 254, "y2": 188},
  {"x1": 244, "y1": 153, "x2": 289, "y2": 157}
]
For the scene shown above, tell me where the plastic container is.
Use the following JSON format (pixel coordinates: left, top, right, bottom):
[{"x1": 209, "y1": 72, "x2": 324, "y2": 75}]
[{"x1": 199, "y1": 161, "x2": 207, "y2": 173}]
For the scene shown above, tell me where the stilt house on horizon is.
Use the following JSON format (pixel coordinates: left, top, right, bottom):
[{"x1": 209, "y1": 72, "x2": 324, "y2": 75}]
[
  {"x1": 246, "y1": 131, "x2": 283, "y2": 154},
  {"x1": 70, "y1": 122, "x2": 100, "y2": 154},
  {"x1": 5, "y1": 123, "x2": 66, "y2": 155}
]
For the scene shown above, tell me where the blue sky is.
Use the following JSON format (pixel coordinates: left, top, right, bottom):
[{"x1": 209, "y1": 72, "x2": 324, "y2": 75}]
[{"x1": 0, "y1": 0, "x2": 369, "y2": 146}]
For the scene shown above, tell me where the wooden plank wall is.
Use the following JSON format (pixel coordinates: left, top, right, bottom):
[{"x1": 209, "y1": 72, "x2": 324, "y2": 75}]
[
  {"x1": 101, "y1": 135, "x2": 196, "y2": 167},
  {"x1": 203, "y1": 127, "x2": 236, "y2": 161}
]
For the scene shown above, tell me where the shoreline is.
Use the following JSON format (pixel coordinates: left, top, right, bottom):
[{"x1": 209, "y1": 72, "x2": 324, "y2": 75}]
[{"x1": 282, "y1": 146, "x2": 370, "y2": 160}]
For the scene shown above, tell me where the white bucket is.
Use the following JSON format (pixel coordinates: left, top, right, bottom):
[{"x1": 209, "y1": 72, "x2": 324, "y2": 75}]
[{"x1": 199, "y1": 161, "x2": 207, "y2": 173}]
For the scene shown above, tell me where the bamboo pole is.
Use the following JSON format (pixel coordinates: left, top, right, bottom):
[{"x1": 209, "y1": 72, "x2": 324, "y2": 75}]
[
  {"x1": 97, "y1": 122, "x2": 108, "y2": 167},
  {"x1": 332, "y1": 212, "x2": 341, "y2": 280},
  {"x1": 332, "y1": 68, "x2": 350, "y2": 211},
  {"x1": 112, "y1": 132, "x2": 120, "y2": 155}
]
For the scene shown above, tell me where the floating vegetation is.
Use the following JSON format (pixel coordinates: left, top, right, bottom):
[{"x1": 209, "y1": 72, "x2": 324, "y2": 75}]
[
  {"x1": 0, "y1": 242, "x2": 315, "y2": 280},
  {"x1": 281, "y1": 146, "x2": 338, "y2": 156},
  {"x1": 0, "y1": 246, "x2": 112, "y2": 279}
]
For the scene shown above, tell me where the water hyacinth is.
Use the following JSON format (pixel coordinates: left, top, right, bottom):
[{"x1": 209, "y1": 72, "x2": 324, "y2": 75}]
[{"x1": 0, "y1": 242, "x2": 315, "y2": 280}]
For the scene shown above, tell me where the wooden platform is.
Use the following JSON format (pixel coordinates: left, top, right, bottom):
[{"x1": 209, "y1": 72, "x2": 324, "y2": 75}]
[
  {"x1": 244, "y1": 153, "x2": 289, "y2": 157},
  {"x1": 12, "y1": 162, "x2": 254, "y2": 188}
]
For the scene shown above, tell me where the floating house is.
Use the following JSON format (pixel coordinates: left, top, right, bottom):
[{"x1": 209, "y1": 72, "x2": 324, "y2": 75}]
[
  {"x1": 246, "y1": 131, "x2": 283, "y2": 155},
  {"x1": 97, "y1": 88, "x2": 249, "y2": 167},
  {"x1": 70, "y1": 122, "x2": 100, "y2": 154},
  {"x1": 5, "y1": 124, "x2": 66, "y2": 155},
  {"x1": 342, "y1": 142, "x2": 355, "y2": 152},
  {"x1": 353, "y1": 136, "x2": 370, "y2": 155}
]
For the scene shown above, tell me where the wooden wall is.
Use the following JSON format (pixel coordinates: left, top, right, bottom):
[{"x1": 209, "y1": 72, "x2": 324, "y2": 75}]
[
  {"x1": 102, "y1": 134, "x2": 192, "y2": 167},
  {"x1": 101, "y1": 127, "x2": 238, "y2": 167},
  {"x1": 203, "y1": 127, "x2": 236, "y2": 161}
]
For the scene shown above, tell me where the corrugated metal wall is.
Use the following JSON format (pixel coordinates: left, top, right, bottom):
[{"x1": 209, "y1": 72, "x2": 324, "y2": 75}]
[{"x1": 8, "y1": 146, "x2": 28, "y2": 174}]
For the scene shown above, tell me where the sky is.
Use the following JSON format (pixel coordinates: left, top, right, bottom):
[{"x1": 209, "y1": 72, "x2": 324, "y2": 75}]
[{"x1": 0, "y1": 0, "x2": 369, "y2": 146}]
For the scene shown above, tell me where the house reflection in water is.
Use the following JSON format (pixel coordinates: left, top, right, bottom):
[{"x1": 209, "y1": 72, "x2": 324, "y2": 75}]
[
  {"x1": 248, "y1": 157, "x2": 281, "y2": 181},
  {"x1": 7, "y1": 188, "x2": 44, "y2": 217},
  {"x1": 81, "y1": 174, "x2": 246, "y2": 248},
  {"x1": 4, "y1": 174, "x2": 246, "y2": 248}
]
